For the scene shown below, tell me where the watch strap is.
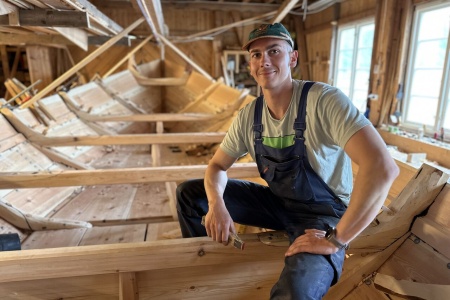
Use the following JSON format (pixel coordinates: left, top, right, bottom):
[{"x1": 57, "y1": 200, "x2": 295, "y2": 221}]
[{"x1": 326, "y1": 226, "x2": 349, "y2": 250}]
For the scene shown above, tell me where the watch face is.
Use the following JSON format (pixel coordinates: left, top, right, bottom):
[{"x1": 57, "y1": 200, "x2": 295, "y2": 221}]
[{"x1": 325, "y1": 226, "x2": 334, "y2": 238}]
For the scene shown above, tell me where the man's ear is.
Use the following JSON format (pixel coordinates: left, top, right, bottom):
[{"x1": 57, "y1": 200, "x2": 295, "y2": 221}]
[{"x1": 289, "y1": 50, "x2": 299, "y2": 68}]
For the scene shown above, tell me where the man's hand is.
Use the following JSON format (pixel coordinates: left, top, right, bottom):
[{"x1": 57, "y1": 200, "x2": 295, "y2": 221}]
[
  {"x1": 285, "y1": 229, "x2": 339, "y2": 256},
  {"x1": 204, "y1": 204, "x2": 235, "y2": 245}
]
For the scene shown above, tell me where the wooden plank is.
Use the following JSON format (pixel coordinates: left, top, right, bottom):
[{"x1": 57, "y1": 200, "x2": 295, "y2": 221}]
[
  {"x1": 21, "y1": 228, "x2": 87, "y2": 250},
  {"x1": 0, "y1": 163, "x2": 259, "y2": 189},
  {"x1": 271, "y1": 0, "x2": 300, "y2": 23},
  {"x1": 128, "y1": 183, "x2": 172, "y2": 220},
  {"x1": 377, "y1": 236, "x2": 450, "y2": 284},
  {"x1": 324, "y1": 234, "x2": 409, "y2": 300},
  {"x1": 349, "y1": 163, "x2": 449, "y2": 252},
  {"x1": 0, "y1": 45, "x2": 10, "y2": 78},
  {"x1": 119, "y1": 272, "x2": 138, "y2": 300},
  {"x1": 425, "y1": 184, "x2": 450, "y2": 227},
  {"x1": 53, "y1": 184, "x2": 136, "y2": 222},
  {"x1": 145, "y1": 221, "x2": 181, "y2": 241},
  {"x1": 0, "y1": 232, "x2": 286, "y2": 283},
  {"x1": 103, "y1": 35, "x2": 152, "y2": 78},
  {"x1": 79, "y1": 224, "x2": 147, "y2": 246},
  {"x1": 54, "y1": 27, "x2": 88, "y2": 51},
  {"x1": 26, "y1": 45, "x2": 55, "y2": 91},
  {"x1": 157, "y1": 33, "x2": 213, "y2": 81},
  {"x1": 0, "y1": 9, "x2": 88, "y2": 27},
  {"x1": 343, "y1": 281, "x2": 391, "y2": 300},
  {"x1": 0, "y1": 273, "x2": 118, "y2": 299},
  {"x1": 20, "y1": 17, "x2": 144, "y2": 109},
  {"x1": 411, "y1": 217, "x2": 450, "y2": 259},
  {"x1": 27, "y1": 131, "x2": 226, "y2": 147},
  {"x1": 136, "y1": 261, "x2": 282, "y2": 299},
  {"x1": 379, "y1": 129, "x2": 450, "y2": 170},
  {"x1": 374, "y1": 273, "x2": 450, "y2": 299}
]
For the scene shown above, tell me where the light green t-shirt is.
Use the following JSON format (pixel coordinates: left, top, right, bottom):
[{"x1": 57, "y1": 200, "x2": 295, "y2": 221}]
[{"x1": 220, "y1": 80, "x2": 371, "y2": 205}]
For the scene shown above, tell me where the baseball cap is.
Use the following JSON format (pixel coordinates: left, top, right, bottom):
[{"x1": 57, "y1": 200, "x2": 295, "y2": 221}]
[{"x1": 242, "y1": 23, "x2": 294, "y2": 51}]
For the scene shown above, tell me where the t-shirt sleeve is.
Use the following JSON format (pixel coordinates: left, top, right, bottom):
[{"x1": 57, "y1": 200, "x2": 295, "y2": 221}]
[
  {"x1": 316, "y1": 86, "x2": 371, "y2": 148},
  {"x1": 219, "y1": 108, "x2": 250, "y2": 159}
]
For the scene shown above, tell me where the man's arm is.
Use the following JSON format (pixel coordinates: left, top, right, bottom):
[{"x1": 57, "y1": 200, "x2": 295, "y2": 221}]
[
  {"x1": 286, "y1": 125, "x2": 399, "y2": 255},
  {"x1": 203, "y1": 148, "x2": 238, "y2": 245}
]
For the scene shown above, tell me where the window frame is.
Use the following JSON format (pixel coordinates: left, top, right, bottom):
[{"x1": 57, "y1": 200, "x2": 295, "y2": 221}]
[
  {"x1": 401, "y1": 1, "x2": 450, "y2": 137},
  {"x1": 332, "y1": 18, "x2": 375, "y2": 113}
]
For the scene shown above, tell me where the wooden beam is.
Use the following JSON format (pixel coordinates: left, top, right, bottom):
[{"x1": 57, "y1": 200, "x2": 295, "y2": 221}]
[
  {"x1": 157, "y1": 33, "x2": 213, "y2": 81},
  {"x1": 20, "y1": 17, "x2": 145, "y2": 109},
  {"x1": 0, "y1": 163, "x2": 259, "y2": 189},
  {"x1": 103, "y1": 35, "x2": 153, "y2": 78},
  {"x1": 374, "y1": 273, "x2": 450, "y2": 299},
  {"x1": 349, "y1": 163, "x2": 449, "y2": 252},
  {"x1": 324, "y1": 234, "x2": 409, "y2": 300},
  {"x1": 0, "y1": 9, "x2": 89, "y2": 27},
  {"x1": 60, "y1": 0, "x2": 123, "y2": 34},
  {"x1": 0, "y1": 32, "x2": 79, "y2": 46},
  {"x1": 378, "y1": 129, "x2": 450, "y2": 169},
  {"x1": 0, "y1": 231, "x2": 284, "y2": 284},
  {"x1": 54, "y1": 27, "x2": 88, "y2": 51},
  {"x1": 271, "y1": 0, "x2": 300, "y2": 23},
  {"x1": 119, "y1": 272, "x2": 139, "y2": 300},
  {"x1": 161, "y1": 0, "x2": 282, "y2": 13},
  {"x1": 9, "y1": 123, "x2": 226, "y2": 147},
  {"x1": 88, "y1": 35, "x2": 131, "y2": 46}
]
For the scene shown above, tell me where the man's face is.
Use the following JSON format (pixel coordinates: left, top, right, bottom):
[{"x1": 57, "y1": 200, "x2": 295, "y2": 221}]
[{"x1": 248, "y1": 38, "x2": 298, "y2": 90}]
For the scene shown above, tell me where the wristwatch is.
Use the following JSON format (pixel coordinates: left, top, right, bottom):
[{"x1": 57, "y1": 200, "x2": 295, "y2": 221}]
[{"x1": 325, "y1": 226, "x2": 349, "y2": 250}]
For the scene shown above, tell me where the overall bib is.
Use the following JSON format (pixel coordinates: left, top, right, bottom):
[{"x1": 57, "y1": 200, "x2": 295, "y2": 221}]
[{"x1": 254, "y1": 81, "x2": 346, "y2": 218}]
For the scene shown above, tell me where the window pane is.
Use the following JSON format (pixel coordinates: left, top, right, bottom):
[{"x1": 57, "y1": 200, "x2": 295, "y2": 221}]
[
  {"x1": 358, "y1": 24, "x2": 375, "y2": 47},
  {"x1": 334, "y1": 21, "x2": 374, "y2": 112},
  {"x1": 339, "y1": 28, "x2": 355, "y2": 50},
  {"x1": 415, "y1": 40, "x2": 447, "y2": 68},
  {"x1": 353, "y1": 90, "x2": 368, "y2": 112},
  {"x1": 406, "y1": 96, "x2": 438, "y2": 126},
  {"x1": 410, "y1": 69, "x2": 443, "y2": 98},
  {"x1": 338, "y1": 49, "x2": 354, "y2": 69},
  {"x1": 418, "y1": 7, "x2": 450, "y2": 41},
  {"x1": 336, "y1": 71, "x2": 351, "y2": 95},
  {"x1": 356, "y1": 48, "x2": 372, "y2": 69}
]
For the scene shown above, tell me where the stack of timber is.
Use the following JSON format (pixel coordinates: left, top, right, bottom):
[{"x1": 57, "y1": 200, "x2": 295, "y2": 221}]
[{"x1": 0, "y1": 59, "x2": 449, "y2": 299}]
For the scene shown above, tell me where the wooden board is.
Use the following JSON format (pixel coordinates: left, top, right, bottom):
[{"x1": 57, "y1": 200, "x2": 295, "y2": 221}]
[
  {"x1": 21, "y1": 228, "x2": 87, "y2": 250},
  {"x1": 79, "y1": 224, "x2": 147, "y2": 246},
  {"x1": 377, "y1": 236, "x2": 450, "y2": 285},
  {"x1": 53, "y1": 184, "x2": 137, "y2": 223}
]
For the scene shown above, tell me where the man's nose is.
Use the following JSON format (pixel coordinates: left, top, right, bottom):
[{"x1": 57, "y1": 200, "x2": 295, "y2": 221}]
[{"x1": 260, "y1": 53, "x2": 270, "y2": 66}]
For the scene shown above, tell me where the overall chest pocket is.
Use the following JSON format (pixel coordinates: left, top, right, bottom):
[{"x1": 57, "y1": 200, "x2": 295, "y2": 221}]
[{"x1": 258, "y1": 155, "x2": 314, "y2": 201}]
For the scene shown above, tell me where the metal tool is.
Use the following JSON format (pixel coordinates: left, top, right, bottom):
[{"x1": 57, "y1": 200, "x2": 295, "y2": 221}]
[{"x1": 201, "y1": 215, "x2": 245, "y2": 250}]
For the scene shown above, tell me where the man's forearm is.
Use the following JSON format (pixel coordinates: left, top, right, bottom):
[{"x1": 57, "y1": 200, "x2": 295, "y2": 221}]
[{"x1": 335, "y1": 161, "x2": 399, "y2": 245}]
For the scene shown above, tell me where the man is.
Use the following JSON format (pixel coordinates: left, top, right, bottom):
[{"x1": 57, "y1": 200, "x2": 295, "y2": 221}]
[{"x1": 177, "y1": 23, "x2": 399, "y2": 299}]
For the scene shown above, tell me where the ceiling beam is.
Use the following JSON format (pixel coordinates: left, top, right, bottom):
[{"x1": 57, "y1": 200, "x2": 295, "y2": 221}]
[
  {"x1": 135, "y1": 0, "x2": 164, "y2": 43},
  {"x1": 0, "y1": 9, "x2": 89, "y2": 27},
  {"x1": 160, "y1": 0, "x2": 282, "y2": 13},
  {"x1": 0, "y1": 32, "x2": 80, "y2": 46},
  {"x1": 60, "y1": 0, "x2": 123, "y2": 34},
  {"x1": 271, "y1": 0, "x2": 300, "y2": 23}
]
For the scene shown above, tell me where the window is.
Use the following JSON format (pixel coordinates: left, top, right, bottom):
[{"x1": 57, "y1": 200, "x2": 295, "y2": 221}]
[
  {"x1": 333, "y1": 20, "x2": 375, "y2": 113},
  {"x1": 402, "y1": 2, "x2": 450, "y2": 135}
]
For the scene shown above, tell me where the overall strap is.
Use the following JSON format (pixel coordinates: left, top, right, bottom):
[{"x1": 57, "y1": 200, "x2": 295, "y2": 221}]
[
  {"x1": 253, "y1": 95, "x2": 264, "y2": 141},
  {"x1": 294, "y1": 81, "x2": 315, "y2": 139}
]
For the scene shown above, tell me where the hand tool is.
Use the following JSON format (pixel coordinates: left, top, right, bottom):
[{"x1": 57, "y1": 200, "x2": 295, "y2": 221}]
[{"x1": 201, "y1": 215, "x2": 245, "y2": 250}]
